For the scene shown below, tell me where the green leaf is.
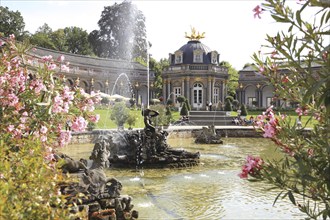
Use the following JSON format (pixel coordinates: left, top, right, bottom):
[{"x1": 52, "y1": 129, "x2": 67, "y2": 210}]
[
  {"x1": 288, "y1": 191, "x2": 296, "y2": 205},
  {"x1": 271, "y1": 14, "x2": 290, "y2": 23},
  {"x1": 296, "y1": 10, "x2": 302, "y2": 27},
  {"x1": 273, "y1": 191, "x2": 283, "y2": 206}
]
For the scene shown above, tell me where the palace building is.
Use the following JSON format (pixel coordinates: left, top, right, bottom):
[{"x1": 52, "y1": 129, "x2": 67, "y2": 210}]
[
  {"x1": 162, "y1": 29, "x2": 229, "y2": 110},
  {"x1": 30, "y1": 46, "x2": 154, "y2": 105}
]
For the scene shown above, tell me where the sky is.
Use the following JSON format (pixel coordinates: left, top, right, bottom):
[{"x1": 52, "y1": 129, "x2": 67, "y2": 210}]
[{"x1": 0, "y1": 0, "x2": 320, "y2": 70}]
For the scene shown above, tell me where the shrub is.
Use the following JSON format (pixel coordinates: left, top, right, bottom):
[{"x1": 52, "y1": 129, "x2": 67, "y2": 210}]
[
  {"x1": 232, "y1": 99, "x2": 240, "y2": 111},
  {"x1": 166, "y1": 99, "x2": 173, "y2": 106},
  {"x1": 184, "y1": 99, "x2": 191, "y2": 111},
  {"x1": 110, "y1": 102, "x2": 130, "y2": 128},
  {"x1": 176, "y1": 96, "x2": 186, "y2": 106},
  {"x1": 225, "y1": 96, "x2": 234, "y2": 103},
  {"x1": 0, "y1": 36, "x2": 100, "y2": 219},
  {"x1": 224, "y1": 99, "x2": 232, "y2": 111},
  {"x1": 180, "y1": 102, "x2": 189, "y2": 116},
  {"x1": 240, "y1": 104, "x2": 248, "y2": 116},
  {"x1": 126, "y1": 110, "x2": 138, "y2": 129},
  {"x1": 240, "y1": 1, "x2": 330, "y2": 218}
]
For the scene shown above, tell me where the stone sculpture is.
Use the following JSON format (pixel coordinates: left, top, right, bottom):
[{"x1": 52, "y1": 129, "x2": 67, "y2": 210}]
[
  {"x1": 57, "y1": 137, "x2": 138, "y2": 219},
  {"x1": 194, "y1": 125, "x2": 223, "y2": 144},
  {"x1": 108, "y1": 108, "x2": 200, "y2": 168}
]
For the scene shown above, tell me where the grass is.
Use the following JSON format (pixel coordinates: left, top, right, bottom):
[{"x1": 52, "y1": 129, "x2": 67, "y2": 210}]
[
  {"x1": 94, "y1": 108, "x2": 317, "y2": 129},
  {"x1": 95, "y1": 108, "x2": 180, "y2": 129},
  {"x1": 232, "y1": 110, "x2": 317, "y2": 128}
]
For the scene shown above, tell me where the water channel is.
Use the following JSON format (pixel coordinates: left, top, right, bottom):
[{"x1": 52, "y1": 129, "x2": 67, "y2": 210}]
[{"x1": 61, "y1": 134, "x2": 305, "y2": 219}]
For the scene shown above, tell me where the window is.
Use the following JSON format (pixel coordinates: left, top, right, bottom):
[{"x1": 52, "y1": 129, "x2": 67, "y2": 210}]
[
  {"x1": 213, "y1": 88, "x2": 219, "y2": 104},
  {"x1": 175, "y1": 55, "x2": 182, "y2": 64},
  {"x1": 211, "y1": 51, "x2": 218, "y2": 64},
  {"x1": 193, "y1": 83, "x2": 203, "y2": 104},
  {"x1": 248, "y1": 97, "x2": 256, "y2": 107},
  {"x1": 174, "y1": 87, "x2": 181, "y2": 101},
  {"x1": 175, "y1": 51, "x2": 183, "y2": 64},
  {"x1": 193, "y1": 50, "x2": 203, "y2": 63},
  {"x1": 266, "y1": 97, "x2": 273, "y2": 107}
]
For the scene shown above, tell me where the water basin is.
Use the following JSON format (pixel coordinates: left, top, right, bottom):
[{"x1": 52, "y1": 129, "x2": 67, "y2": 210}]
[{"x1": 60, "y1": 137, "x2": 305, "y2": 219}]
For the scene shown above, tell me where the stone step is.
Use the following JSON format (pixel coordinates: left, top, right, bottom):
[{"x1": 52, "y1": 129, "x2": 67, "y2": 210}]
[
  {"x1": 189, "y1": 111, "x2": 228, "y2": 116},
  {"x1": 188, "y1": 120, "x2": 234, "y2": 126}
]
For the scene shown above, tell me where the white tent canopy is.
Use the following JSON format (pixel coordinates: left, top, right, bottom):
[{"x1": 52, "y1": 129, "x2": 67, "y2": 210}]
[{"x1": 101, "y1": 93, "x2": 131, "y2": 101}]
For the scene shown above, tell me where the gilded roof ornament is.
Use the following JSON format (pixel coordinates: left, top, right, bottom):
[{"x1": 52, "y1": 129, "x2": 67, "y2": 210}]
[{"x1": 185, "y1": 27, "x2": 205, "y2": 41}]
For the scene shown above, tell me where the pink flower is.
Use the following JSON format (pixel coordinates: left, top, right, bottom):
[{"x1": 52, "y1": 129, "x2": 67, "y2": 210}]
[
  {"x1": 7, "y1": 125, "x2": 15, "y2": 132},
  {"x1": 42, "y1": 55, "x2": 53, "y2": 62},
  {"x1": 282, "y1": 76, "x2": 290, "y2": 83},
  {"x1": 263, "y1": 123, "x2": 276, "y2": 138},
  {"x1": 47, "y1": 63, "x2": 57, "y2": 70},
  {"x1": 307, "y1": 148, "x2": 314, "y2": 157},
  {"x1": 61, "y1": 64, "x2": 70, "y2": 72},
  {"x1": 40, "y1": 135, "x2": 47, "y2": 142},
  {"x1": 58, "y1": 130, "x2": 72, "y2": 147},
  {"x1": 89, "y1": 114, "x2": 100, "y2": 123},
  {"x1": 239, "y1": 155, "x2": 264, "y2": 179},
  {"x1": 9, "y1": 34, "x2": 15, "y2": 40},
  {"x1": 40, "y1": 126, "x2": 48, "y2": 134},
  {"x1": 57, "y1": 55, "x2": 65, "y2": 62},
  {"x1": 271, "y1": 50, "x2": 278, "y2": 58},
  {"x1": 71, "y1": 116, "x2": 88, "y2": 132},
  {"x1": 253, "y1": 5, "x2": 264, "y2": 19},
  {"x1": 295, "y1": 107, "x2": 308, "y2": 116}
]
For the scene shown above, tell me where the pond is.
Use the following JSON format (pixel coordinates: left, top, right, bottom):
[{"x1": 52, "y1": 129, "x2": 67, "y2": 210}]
[{"x1": 60, "y1": 134, "x2": 305, "y2": 219}]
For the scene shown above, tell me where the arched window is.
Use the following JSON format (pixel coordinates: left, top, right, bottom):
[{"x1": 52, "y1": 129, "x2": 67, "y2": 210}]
[{"x1": 193, "y1": 83, "x2": 203, "y2": 108}]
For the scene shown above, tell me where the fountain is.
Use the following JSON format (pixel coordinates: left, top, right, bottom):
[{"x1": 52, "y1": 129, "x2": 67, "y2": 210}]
[{"x1": 100, "y1": 108, "x2": 200, "y2": 168}]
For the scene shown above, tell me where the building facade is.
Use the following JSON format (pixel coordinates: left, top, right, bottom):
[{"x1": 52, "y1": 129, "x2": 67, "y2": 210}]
[
  {"x1": 236, "y1": 64, "x2": 323, "y2": 109},
  {"x1": 162, "y1": 35, "x2": 229, "y2": 110},
  {"x1": 30, "y1": 46, "x2": 154, "y2": 105}
]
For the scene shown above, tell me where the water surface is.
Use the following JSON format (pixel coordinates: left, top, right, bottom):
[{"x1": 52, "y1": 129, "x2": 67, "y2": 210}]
[{"x1": 61, "y1": 136, "x2": 305, "y2": 219}]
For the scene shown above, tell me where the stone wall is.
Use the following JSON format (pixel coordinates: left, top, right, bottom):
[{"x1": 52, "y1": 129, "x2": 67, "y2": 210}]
[{"x1": 71, "y1": 127, "x2": 311, "y2": 144}]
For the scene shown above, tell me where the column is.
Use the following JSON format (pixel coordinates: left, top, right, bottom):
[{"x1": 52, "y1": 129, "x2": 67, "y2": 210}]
[
  {"x1": 208, "y1": 76, "x2": 212, "y2": 103},
  {"x1": 186, "y1": 77, "x2": 190, "y2": 103},
  {"x1": 181, "y1": 79, "x2": 184, "y2": 98},
  {"x1": 162, "y1": 79, "x2": 167, "y2": 103}
]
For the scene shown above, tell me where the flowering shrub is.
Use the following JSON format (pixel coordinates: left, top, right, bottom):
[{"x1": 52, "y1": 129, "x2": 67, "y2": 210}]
[
  {"x1": 239, "y1": 0, "x2": 330, "y2": 218},
  {"x1": 0, "y1": 35, "x2": 100, "y2": 219}
]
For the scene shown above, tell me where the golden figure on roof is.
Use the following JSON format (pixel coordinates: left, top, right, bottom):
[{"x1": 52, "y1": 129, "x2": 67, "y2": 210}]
[{"x1": 185, "y1": 27, "x2": 205, "y2": 41}]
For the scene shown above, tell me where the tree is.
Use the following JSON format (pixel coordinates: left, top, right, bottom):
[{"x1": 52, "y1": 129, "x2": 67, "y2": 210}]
[
  {"x1": 63, "y1": 27, "x2": 94, "y2": 55},
  {"x1": 149, "y1": 57, "x2": 169, "y2": 97},
  {"x1": 110, "y1": 102, "x2": 130, "y2": 129},
  {"x1": 29, "y1": 23, "x2": 56, "y2": 50},
  {"x1": 240, "y1": 0, "x2": 330, "y2": 218},
  {"x1": 220, "y1": 61, "x2": 238, "y2": 97},
  {"x1": 50, "y1": 29, "x2": 68, "y2": 51},
  {"x1": 0, "y1": 6, "x2": 27, "y2": 41},
  {"x1": 92, "y1": 1, "x2": 147, "y2": 61}
]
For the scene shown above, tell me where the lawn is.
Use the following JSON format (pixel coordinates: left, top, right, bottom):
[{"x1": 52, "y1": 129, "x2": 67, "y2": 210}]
[
  {"x1": 232, "y1": 110, "x2": 317, "y2": 128},
  {"x1": 95, "y1": 108, "x2": 181, "y2": 129},
  {"x1": 94, "y1": 108, "x2": 316, "y2": 129}
]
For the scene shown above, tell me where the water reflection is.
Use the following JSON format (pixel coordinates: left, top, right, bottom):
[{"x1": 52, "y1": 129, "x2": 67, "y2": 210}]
[{"x1": 61, "y1": 137, "x2": 305, "y2": 219}]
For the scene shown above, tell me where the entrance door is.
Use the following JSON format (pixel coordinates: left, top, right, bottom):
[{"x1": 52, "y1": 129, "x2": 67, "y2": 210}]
[{"x1": 193, "y1": 83, "x2": 203, "y2": 109}]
